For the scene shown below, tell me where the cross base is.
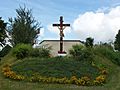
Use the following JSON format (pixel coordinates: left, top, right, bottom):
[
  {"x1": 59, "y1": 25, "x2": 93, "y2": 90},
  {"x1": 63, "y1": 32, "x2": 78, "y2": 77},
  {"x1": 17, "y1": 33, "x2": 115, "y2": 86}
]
[
  {"x1": 58, "y1": 51, "x2": 67, "y2": 56},
  {"x1": 58, "y1": 51, "x2": 66, "y2": 54}
]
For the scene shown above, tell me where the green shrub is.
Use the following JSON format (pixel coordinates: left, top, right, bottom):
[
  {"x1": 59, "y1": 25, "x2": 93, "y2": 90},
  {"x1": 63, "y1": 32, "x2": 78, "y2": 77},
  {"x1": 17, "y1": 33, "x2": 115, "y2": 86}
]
[
  {"x1": 30, "y1": 48, "x2": 39, "y2": 57},
  {"x1": 0, "y1": 45, "x2": 12, "y2": 57},
  {"x1": 85, "y1": 37, "x2": 94, "y2": 48},
  {"x1": 93, "y1": 45, "x2": 120, "y2": 66},
  {"x1": 12, "y1": 44, "x2": 32, "y2": 59},
  {"x1": 30, "y1": 48, "x2": 50, "y2": 58},
  {"x1": 69, "y1": 44, "x2": 93, "y2": 61},
  {"x1": 80, "y1": 48, "x2": 94, "y2": 61},
  {"x1": 69, "y1": 44, "x2": 84, "y2": 56}
]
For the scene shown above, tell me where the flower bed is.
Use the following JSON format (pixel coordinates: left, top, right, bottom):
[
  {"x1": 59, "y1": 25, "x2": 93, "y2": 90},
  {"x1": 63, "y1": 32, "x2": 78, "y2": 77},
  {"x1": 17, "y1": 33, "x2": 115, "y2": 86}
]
[
  {"x1": 2, "y1": 64, "x2": 108, "y2": 86},
  {"x1": 2, "y1": 64, "x2": 25, "y2": 80}
]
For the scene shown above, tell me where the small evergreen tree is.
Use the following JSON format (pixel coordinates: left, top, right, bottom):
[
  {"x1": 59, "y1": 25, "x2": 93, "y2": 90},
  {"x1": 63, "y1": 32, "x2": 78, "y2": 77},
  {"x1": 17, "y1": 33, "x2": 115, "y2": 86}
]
[
  {"x1": 0, "y1": 45, "x2": 12, "y2": 57},
  {"x1": 114, "y1": 30, "x2": 120, "y2": 51},
  {"x1": 0, "y1": 17, "x2": 7, "y2": 47},
  {"x1": 85, "y1": 37, "x2": 94, "y2": 48},
  {"x1": 9, "y1": 6, "x2": 41, "y2": 46}
]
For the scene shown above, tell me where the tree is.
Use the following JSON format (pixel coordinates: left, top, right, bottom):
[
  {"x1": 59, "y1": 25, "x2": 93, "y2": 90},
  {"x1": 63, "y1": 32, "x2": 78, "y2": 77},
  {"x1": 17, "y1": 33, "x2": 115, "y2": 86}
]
[
  {"x1": 9, "y1": 6, "x2": 41, "y2": 46},
  {"x1": 0, "y1": 17, "x2": 7, "y2": 47},
  {"x1": 0, "y1": 45, "x2": 12, "y2": 57},
  {"x1": 114, "y1": 30, "x2": 120, "y2": 51},
  {"x1": 85, "y1": 37, "x2": 94, "y2": 48}
]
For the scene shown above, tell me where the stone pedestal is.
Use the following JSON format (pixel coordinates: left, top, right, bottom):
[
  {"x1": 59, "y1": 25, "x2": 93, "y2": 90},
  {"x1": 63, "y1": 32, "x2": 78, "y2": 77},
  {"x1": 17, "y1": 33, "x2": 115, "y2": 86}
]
[{"x1": 58, "y1": 51, "x2": 67, "y2": 56}]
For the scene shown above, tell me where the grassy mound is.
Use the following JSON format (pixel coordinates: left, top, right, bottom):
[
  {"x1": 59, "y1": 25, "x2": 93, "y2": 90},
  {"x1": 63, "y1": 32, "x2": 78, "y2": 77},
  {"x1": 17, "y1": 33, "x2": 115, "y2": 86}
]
[
  {"x1": 11, "y1": 57, "x2": 99, "y2": 79},
  {"x1": 1, "y1": 45, "x2": 120, "y2": 89}
]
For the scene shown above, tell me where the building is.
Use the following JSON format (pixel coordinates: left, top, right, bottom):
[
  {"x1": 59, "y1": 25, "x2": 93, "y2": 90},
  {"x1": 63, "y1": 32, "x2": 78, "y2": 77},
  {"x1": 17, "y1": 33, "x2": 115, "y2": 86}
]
[{"x1": 39, "y1": 40, "x2": 84, "y2": 56}]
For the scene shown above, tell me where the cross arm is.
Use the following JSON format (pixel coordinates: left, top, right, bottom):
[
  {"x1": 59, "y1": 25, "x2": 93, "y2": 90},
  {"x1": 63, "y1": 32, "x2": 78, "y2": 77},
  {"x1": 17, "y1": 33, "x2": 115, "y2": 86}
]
[
  {"x1": 63, "y1": 24, "x2": 70, "y2": 27},
  {"x1": 53, "y1": 24, "x2": 60, "y2": 26},
  {"x1": 53, "y1": 24, "x2": 70, "y2": 27}
]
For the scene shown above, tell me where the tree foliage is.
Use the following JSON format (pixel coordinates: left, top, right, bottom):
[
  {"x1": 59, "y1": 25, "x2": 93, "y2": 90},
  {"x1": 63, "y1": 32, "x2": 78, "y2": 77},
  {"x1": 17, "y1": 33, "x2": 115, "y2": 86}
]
[
  {"x1": 9, "y1": 6, "x2": 41, "y2": 46},
  {"x1": 12, "y1": 43, "x2": 32, "y2": 59},
  {"x1": 69, "y1": 44, "x2": 93, "y2": 61},
  {"x1": 114, "y1": 30, "x2": 120, "y2": 51},
  {"x1": 85, "y1": 37, "x2": 94, "y2": 48},
  {"x1": 0, "y1": 17, "x2": 7, "y2": 47},
  {"x1": 69, "y1": 44, "x2": 84, "y2": 57},
  {"x1": 0, "y1": 45, "x2": 12, "y2": 57}
]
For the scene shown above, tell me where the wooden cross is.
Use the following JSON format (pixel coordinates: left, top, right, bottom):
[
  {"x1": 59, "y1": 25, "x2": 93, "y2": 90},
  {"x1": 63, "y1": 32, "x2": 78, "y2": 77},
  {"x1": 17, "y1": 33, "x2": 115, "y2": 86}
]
[{"x1": 53, "y1": 16, "x2": 70, "y2": 54}]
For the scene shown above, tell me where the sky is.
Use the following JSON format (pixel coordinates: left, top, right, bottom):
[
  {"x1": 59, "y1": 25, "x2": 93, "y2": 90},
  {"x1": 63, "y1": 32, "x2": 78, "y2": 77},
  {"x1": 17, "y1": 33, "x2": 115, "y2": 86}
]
[{"x1": 1, "y1": 0, "x2": 120, "y2": 43}]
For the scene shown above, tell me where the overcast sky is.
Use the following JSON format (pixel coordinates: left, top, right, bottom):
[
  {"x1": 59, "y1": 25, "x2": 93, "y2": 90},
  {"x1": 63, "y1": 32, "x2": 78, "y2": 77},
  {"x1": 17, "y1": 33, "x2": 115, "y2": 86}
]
[{"x1": 1, "y1": 0, "x2": 120, "y2": 43}]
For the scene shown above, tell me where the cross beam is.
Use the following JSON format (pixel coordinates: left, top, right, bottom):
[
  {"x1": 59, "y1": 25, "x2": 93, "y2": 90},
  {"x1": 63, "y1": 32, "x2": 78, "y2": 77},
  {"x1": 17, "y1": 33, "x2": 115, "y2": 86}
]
[
  {"x1": 53, "y1": 16, "x2": 70, "y2": 54},
  {"x1": 53, "y1": 24, "x2": 70, "y2": 27}
]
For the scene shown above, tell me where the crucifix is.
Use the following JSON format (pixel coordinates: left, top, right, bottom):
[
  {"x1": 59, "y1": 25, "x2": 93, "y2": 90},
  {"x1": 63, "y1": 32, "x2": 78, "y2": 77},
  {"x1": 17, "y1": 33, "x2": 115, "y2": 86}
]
[{"x1": 53, "y1": 16, "x2": 70, "y2": 54}]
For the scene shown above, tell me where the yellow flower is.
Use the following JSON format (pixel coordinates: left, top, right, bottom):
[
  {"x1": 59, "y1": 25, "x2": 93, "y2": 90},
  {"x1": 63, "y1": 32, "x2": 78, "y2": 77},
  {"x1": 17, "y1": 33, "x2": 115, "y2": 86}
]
[{"x1": 101, "y1": 69, "x2": 108, "y2": 75}]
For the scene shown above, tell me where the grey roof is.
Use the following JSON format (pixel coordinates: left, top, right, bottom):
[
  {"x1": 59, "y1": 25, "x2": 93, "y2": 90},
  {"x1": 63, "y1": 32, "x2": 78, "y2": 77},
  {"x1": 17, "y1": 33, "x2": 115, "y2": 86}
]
[{"x1": 39, "y1": 40, "x2": 84, "y2": 44}]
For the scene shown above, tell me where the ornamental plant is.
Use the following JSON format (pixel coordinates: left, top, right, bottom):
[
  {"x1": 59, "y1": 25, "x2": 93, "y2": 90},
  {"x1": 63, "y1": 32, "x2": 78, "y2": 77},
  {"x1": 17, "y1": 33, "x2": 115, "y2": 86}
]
[
  {"x1": 2, "y1": 64, "x2": 108, "y2": 86},
  {"x1": 2, "y1": 64, "x2": 25, "y2": 80},
  {"x1": 12, "y1": 43, "x2": 32, "y2": 59}
]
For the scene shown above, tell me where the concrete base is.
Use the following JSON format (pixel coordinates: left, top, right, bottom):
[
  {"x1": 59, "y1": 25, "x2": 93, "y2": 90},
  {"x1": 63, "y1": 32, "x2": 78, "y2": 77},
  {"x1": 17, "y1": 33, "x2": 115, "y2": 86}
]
[
  {"x1": 58, "y1": 51, "x2": 67, "y2": 56},
  {"x1": 58, "y1": 53, "x2": 67, "y2": 56}
]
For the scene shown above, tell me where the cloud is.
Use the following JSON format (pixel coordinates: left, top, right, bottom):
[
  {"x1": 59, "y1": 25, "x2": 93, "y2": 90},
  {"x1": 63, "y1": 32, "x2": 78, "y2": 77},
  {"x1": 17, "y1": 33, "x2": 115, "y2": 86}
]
[
  {"x1": 73, "y1": 6, "x2": 120, "y2": 43},
  {"x1": 37, "y1": 28, "x2": 44, "y2": 42},
  {"x1": 40, "y1": 28, "x2": 44, "y2": 37}
]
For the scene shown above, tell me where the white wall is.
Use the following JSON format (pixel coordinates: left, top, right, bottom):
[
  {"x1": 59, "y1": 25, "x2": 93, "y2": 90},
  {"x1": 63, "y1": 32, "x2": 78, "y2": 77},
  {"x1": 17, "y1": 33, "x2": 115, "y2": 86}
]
[{"x1": 40, "y1": 40, "x2": 83, "y2": 56}]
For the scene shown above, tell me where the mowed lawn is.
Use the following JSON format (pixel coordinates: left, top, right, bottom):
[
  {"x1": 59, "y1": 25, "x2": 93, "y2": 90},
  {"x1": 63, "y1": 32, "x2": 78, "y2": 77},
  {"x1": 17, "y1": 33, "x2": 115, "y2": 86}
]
[{"x1": 1, "y1": 56, "x2": 120, "y2": 90}]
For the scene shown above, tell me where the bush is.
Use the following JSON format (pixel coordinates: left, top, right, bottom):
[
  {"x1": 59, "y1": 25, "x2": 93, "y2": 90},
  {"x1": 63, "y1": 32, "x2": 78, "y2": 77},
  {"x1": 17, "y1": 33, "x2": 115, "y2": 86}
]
[
  {"x1": 93, "y1": 45, "x2": 120, "y2": 66},
  {"x1": 0, "y1": 45, "x2": 12, "y2": 57},
  {"x1": 80, "y1": 48, "x2": 93, "y2": 61},
  {"x1": 69, "y1": 44, "x2": 93, "y2": 61},
  {"x1": 30, "y1": 48, "x2": 50, "y2": 58},
  {"x1": 69, "y1": 44, "x2": 84, "y2": 56},
  {"x1": 85, "y1": 37, "x2": 94, "y2": 48},
  {"x1": 30, "y1": 48, "x2": 39, "y2": 57},
  {"x1": 12, "y1": 44, "x2": 32, "y2": 59},
  {"x1": 11, "y1": 43, "x2": 50, "y2": 59}
]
